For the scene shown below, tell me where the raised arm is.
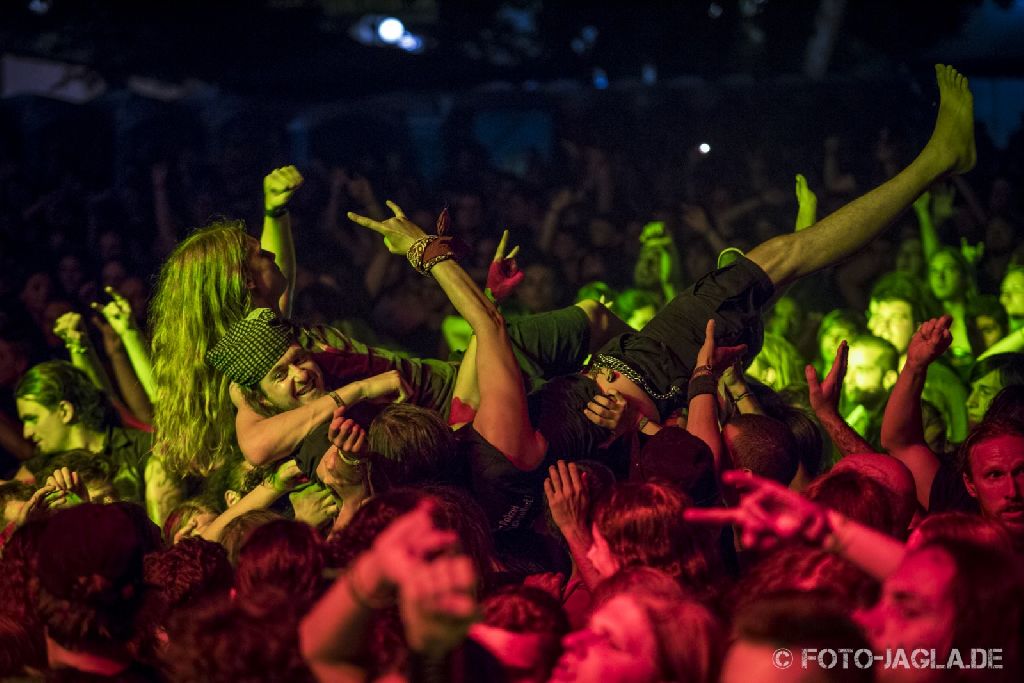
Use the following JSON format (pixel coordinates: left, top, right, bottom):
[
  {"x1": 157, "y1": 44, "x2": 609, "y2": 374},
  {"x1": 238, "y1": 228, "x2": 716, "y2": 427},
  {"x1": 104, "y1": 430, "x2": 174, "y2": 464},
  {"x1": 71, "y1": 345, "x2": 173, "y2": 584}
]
[
  {"x1": 687, "y1": 319, "x2": 747, "y2": 477},
  {"x1": 805, "y1": 341, "x2": 875, "y2": 457},
  {"x1": 300, "y1": 503, "x2": 464, "y2": 680},
  {"x1": 794, "y1": 173, "x2": 818, "y2": 232},
  {"x1": 92, "y1": 286, "x2": 155, "y2": 406},
  {"x1": 881, "y1": 316, "x2": 950, "y2": 508},
  {"x1": 348, "y1": 202, "x2": 546, "y2": 471},
  {"x1": 260, "y1": 166, "x2": 303, "y2": 318},
  {"x1": 912, "y1": 190, "x2": 941, "y2": 265},
  {"x1": 685, "y1": 470, "x2": 905, "y2": 581}
]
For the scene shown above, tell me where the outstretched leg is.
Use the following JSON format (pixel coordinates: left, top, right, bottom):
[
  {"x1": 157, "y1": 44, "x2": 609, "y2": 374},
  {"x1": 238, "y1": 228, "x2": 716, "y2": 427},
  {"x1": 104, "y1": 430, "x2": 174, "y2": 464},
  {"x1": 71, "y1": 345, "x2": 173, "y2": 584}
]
[{"x1": 748, "y1": 64, "x2": 975, "y2": 289}]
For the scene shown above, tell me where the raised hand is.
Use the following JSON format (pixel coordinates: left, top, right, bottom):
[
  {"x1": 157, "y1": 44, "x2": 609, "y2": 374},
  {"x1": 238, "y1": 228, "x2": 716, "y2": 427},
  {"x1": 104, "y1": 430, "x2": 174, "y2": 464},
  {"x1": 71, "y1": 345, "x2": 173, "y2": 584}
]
[
  {"x1": 263, "y1": 165, "x2": 305, "y2": 213},
  {"x1": 348, "y1": 200, "x2": 428, "y2": 255},
  {"x1": 398, "y1": 554, "x2": 478, "y2": 656},
  {"x1": 794, "y1": 173, "x2": 817, "y2": 231},
  {"x1": 544, "y1": 460, "x2": 591, "y2": 543},
  {"x1": 905, "y1": 315, "x2": 953, "y2": 369},
  {"x1": 959, "y1": 237, "x2": 984, "y2": 267},
  {"x1": 805, "y1": 340, "x2": 848, "y2": 418},
  {"x1": 684, "y1": 470, "x2": 831, "y2": 551},
  {"x1": 327, "y1": 406, "x2": 367, "y2": 456},
  {"x1": 912, "y1": 190, "x2": 931, "y2": 216},
  {"x1": 90, "y1": 286, "x2": 136, "y2": 336},
  {"x1": 53, "y1": 311, "x2": 89, "y2": 353},
  {"x1": 486, "y1": 229, "x2": 523, "y2": 303},
  {"x1": 361, "y1": 502, "x2": 459, "y2": 598},
  {"x1": 696, "y1": 319, "x2": 747, "y2": 376}
]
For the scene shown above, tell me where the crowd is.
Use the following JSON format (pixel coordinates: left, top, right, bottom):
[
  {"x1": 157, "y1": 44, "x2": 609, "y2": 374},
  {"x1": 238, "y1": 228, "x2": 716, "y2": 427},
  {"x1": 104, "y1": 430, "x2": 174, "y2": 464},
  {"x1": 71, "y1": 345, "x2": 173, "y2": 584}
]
[{"x1": 1, "y1": 64, "x2": 1023, "y2": 682}]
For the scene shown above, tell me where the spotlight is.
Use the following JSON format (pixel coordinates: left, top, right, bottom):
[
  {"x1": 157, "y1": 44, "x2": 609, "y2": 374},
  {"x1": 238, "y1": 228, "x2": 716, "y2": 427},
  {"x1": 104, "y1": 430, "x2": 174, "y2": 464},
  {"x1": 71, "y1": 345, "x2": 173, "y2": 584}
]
[
  {"x1": 592, "y1": 67, "x2": 608, "y2": 90},
  {"x1": 698, "y1": 143, "x2": 711, "y2": 154},
  {"x1": 398, "y1": 34, "x2": 423, "y2": 53},
  {"x1": 377, "y1": 17, "x2": 405, "y2": 44}
]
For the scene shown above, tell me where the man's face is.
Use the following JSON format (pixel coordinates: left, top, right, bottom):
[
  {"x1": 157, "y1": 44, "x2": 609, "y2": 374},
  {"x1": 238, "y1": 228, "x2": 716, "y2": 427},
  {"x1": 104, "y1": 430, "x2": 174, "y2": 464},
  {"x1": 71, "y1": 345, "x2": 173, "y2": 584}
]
[
  {"x1": 258, "y1": 345, "x2": 325, "y2": 411},
  {"x1": 245, "y1": 236, "x2": 287, "y2": 305},
  {"x1": 857, "y1": 547, "x2": 956, "y2": 659},
  {"x1": 966, "y1": 369, "x2": 1002, "y2": 427},
  {"x1": 964, "y1": 434, "x2": 1024, "y2": 537},
  {"x1": 1000, "y1": 270, "x2": 1024, "y2": 318},
  {"x1": 551, "y1": 595, "x2": 659, "y2": 683},
  {"x1": 16, "y1": 397, "x2": 73, "y2": 455},
  {"x1": 844, "y1": 343, "x2": 894, "y2": 408},
  {"x1": 928, "y1": 251, "x2": 964, "y2": 302},
  {"x1": 868, "y1": 299, "x2": 915, "y2": 354},
  {"x1": 819, "y1": 321, "x2": 858, "y2": 365}
]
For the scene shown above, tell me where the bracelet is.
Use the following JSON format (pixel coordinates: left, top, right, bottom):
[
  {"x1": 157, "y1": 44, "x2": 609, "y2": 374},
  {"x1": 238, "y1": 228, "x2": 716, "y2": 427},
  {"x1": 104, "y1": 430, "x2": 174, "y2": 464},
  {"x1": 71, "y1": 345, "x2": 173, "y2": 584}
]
[
  {"x1": 406, "y1": 235, "x2": 438, "y2": 275},
  {"x1": 691, "y1": 363, "x2": 714, "y2": 377},
  {"x1": 687, "y1": 373, "x2": 718, "y2": 401},
  {"x1": 328, "y1": 390, "x2": 345, "y2": 408},
  {"x1": 264, "y1": 205, "x2": 289, "y2": 218},
  {"x1": 421, "y1": 252, "x2": 455, "y2": 273},
  {"x1": 637, "y1": 416, "x2": 650, "y2": 432},
  {"x1": 731, "y1": 391, "x2": 752, "y2": 403},
  {"x1": 65, "y1": 343, "x2": 89, "y2": 355}
]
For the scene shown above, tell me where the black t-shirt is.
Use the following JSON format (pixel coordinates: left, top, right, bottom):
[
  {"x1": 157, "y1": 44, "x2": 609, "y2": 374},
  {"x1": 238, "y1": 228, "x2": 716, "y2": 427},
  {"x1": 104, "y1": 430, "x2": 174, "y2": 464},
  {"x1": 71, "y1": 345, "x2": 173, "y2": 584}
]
[
  {"x1": 595, "y1": 256, "x2": 775, "y2": 420},
  {"x1": 25, "y1": 426, "x2": 153, "y2": 505},
  {"x1": 928, "y1": 460, "x2": 979, "y2": 514},
  {"x1": 456, "y1": 424, "x2": 546, "y2": 534}
]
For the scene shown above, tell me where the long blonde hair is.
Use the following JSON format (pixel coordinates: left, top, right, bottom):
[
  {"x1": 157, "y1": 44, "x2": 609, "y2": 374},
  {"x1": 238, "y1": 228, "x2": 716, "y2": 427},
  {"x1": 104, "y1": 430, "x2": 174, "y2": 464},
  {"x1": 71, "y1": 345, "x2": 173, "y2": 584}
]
[{"x1": 149, "y1": 220, "x2": 252, "y2": 476}]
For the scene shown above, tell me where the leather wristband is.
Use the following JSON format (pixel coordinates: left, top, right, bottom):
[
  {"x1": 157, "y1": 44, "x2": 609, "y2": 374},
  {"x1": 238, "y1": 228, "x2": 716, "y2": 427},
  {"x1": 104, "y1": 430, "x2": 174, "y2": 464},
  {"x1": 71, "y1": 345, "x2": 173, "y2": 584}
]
[{"x1": 687, "y1": 373, "x2": 718, "y2": 402}]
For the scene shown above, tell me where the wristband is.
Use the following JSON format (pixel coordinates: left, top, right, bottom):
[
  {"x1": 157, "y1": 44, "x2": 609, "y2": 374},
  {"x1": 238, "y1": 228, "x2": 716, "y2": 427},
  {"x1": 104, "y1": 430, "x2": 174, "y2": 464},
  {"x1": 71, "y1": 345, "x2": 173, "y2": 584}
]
[
  {"x1": 687, "y1": 374, "x2": 718, "y2": 402},
  {"x1": 731, "y1": 391, "x2": 752, "y2": 403},
  {"x1": 421, "y1": 236, "x2": 471, "y2": 274},
  {"x1": 406, "y1": 235, "x2": 438, "y2": 275},
  {"x1": 328, "y1": 390, "x2": 345, "y2": 408},
  {"x1": 264, "y1": 205, "x2": 289, "y2": 218}
]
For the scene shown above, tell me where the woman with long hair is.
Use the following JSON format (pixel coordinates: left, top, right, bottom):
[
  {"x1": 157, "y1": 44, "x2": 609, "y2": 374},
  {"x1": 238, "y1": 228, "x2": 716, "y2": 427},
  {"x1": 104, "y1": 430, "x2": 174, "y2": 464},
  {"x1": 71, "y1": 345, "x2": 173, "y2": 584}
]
[{"x1": 150, "y1": 167, "x2": 302, "y2": 478}]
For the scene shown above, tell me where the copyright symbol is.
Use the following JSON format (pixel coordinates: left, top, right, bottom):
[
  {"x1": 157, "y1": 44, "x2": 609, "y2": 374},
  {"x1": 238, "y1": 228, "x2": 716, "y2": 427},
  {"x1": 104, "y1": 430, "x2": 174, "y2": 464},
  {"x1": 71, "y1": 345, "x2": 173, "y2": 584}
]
[{"x1": 773, "y1": 648, "x2": 793, "y2": 669}]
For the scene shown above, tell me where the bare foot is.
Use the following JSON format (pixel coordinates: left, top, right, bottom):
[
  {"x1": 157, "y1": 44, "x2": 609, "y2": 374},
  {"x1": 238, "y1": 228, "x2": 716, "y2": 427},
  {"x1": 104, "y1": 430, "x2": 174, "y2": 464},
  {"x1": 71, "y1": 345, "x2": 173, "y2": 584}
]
[{"x1": 927, "y1": 64, "x2": 976, "y2": 175}]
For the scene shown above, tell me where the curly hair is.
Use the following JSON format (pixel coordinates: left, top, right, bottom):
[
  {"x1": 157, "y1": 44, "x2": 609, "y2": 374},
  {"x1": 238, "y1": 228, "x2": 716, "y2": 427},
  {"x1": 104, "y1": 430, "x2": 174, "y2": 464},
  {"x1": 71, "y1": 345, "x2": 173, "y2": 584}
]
[
  {"x1": 163, "y1": 597, "x2": 315, "y2": 683},
  {"x1": 731, "y1": 546, "x2": 879, "y2": 615},
  {"x1": 592, "y1": 482, "x2": 721, "y2": 599},
  {"x1": 35, "y1": 504, "x2": 154, "y2": 653},
  {"x1": 324, "y1": 485, "x2": 495, "y2": 588},
  {"x1": 235, "y1": 519, "x2": 325, "y2": 613},
  {"x1": 14, "y1": 360, "x2": 116, "y2": 433},
  {"x1": 150, "y1": 220, "x2": 252, "y2": 477},
  {"x1": 144, "y1": 538, "x2": 234, "y2": 613},
  {"x1": 590, "y1": 568, "x2": 724, "y2": 683}
]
